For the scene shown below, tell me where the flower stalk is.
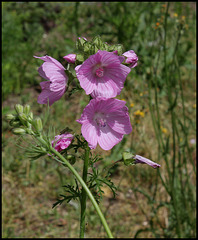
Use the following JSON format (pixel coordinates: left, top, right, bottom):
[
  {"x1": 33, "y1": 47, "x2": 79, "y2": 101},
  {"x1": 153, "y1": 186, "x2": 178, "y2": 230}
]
[
  {"x1": 79, "y1": 142, "x2": 90, "y2": 238},
  {"x1": 35, "y1": 135, "x2": 113, "y2": 238}
]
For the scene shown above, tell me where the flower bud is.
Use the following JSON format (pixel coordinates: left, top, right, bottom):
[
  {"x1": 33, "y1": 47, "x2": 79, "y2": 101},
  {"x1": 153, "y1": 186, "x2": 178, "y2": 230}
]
[
  {"x1": 66, "y1": 154, "x2": 76, "y2": 165},
  {"x1": 24, "y1": 104, "x2": 31, "y2": 115},
  {"x1": 63, "y1": 54, "x2": 76, "y2": 64},
  {"x1": 76, "y1": 37, "x2": 87, "y2": 51},
  {"x1": 19, "y1": 113, "x2": 28, "y2": 122},
  {"x1": 28, "y1": 112, "x2": 34, "y2": 121},
  {"x1": 34, "y1": 117, "x2": 43, "y2": 132},
  {"x1": 5, "y1": 114, "x2": 16, "y2": 121},
  {"x1": 123, "y1": 50, "x2": 138, "y2": 68},
  {"x1": 10, "y1": 120, "x2": 21, "y2": 127},
  {"x1": 92, "y1": 36, "x2": 103, "y2": 49},
  {"x1": 12, "y1": 128, "x2": 26, "y2": 135},
  {"x1": 15, "y1": 104, "x2": 23, "y2": 115}
]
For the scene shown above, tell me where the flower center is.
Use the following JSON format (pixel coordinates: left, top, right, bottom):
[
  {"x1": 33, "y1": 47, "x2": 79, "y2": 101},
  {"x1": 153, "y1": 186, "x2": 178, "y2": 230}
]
[
  {"x1": 93, "y1": 112, "x2": 106, "y2": 127},
  {"x1": 95, "y1": 67, "x2": 104, "y2": 78}
]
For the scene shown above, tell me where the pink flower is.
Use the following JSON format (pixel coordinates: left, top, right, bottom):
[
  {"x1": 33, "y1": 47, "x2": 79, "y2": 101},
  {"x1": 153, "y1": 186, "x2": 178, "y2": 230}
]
[
  {"x1": 123, "y1": 50, "x2": 138, "y2": 68},
  {"x1": 133, "y1": 155, "x2": 161, "y2": 168},
  {"x1": 51, "y1": 133, "x2": 74, "y2": 152},
  {"x1": 63, "y1": 54, "x2": 76, "y2": 63},
  {"x1": 75, "y1": 50, "x2": 131, "y2": 98},
  {"x1": 34, "y1": 55, "x2": 68, "y2": 106},
  {"x1": 77, "y1": 98, "x2": 132, "y2": 150}
]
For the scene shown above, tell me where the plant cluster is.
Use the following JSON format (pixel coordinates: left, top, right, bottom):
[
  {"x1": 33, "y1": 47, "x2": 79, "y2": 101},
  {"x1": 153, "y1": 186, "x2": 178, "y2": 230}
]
[{"x1": 5, "y1": 35, "x2": 161, "y2": 238}]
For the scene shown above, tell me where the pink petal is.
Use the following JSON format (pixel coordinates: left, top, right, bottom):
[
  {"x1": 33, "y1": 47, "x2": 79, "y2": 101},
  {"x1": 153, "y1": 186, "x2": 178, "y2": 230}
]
[
  {"x1": 106, "y1": 64, "x2": 131, "y2": 86},
  {"x1": 134, "y1": 155, "x2": 161, "y2": 168},
  {"x1": 38, "y1": 81, "x2": 65, "y2": 106},
  {"x1": 38, "y1": 62, "x2": 68, "y2": 84},
  {"x1": 34, "y1": 55, "x2": 65, "y2": 70},
  {"x1": 97, "y1": 124, "x2": 123, "y2": 150},
  {"x1": 106, "y1": 111, "x2": 132, "y2": 134},
  {"x1": 75, "y1": 66, "x2": 96, "y2": 95},
  {"x1": 99, "y1": 50, "x2": 120, "y2": 66},
  {"x1": 91, "y1": 77, "x2": 118, "y2": 98},
  {"x1": 95, "y1": 98, "x2": 127, "y2": 113},
  {"x1": 81, "y1": 121, "x2": 98, "y2": 149}
]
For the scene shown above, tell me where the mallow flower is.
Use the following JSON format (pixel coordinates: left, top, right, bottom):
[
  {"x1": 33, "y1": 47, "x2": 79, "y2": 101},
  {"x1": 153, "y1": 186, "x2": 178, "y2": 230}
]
[
  {"x1": 34, "y1": 55, "x2": 68, "y2": 106},
  {"x1": 75, "y1": 50, "x2": 131, "y2": 98},
  {"x1": 77, "y1": 98, "x2": 132, "y2": 150},
  {"x1": 122, "y1": 50, "x2": 138, "y2": 68},
  {"x1": 51, "y1": 133, "x2": 74, "y2": 152}
]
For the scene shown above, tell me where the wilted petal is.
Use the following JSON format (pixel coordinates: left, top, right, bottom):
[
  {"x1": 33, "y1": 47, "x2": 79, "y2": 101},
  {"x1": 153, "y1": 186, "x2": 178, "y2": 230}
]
[{"x1": 133, "y1": 155, "x2": 161, "y2": 168}]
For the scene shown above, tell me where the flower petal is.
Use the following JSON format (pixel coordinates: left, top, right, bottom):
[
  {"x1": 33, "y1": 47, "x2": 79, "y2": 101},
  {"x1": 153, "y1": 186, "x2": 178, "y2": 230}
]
[
  {"x1": 37, "y1": 81, "x2": 65, "y2": 106},
  {"x1": 38, "y1": 62, "x2": 68, "y2": 84},
  {"x1": 81, "y1": 121, "x2": 98, "y2": 149},
  {"x1": 106, "y1": 111, "x2": 132, "y2": 134},
  {"x1": 97, "y1": 124, "x2": 123, "y2": 150},
  {"x1": 34, "y1": 55, "x2": 65, "y2": 70}
]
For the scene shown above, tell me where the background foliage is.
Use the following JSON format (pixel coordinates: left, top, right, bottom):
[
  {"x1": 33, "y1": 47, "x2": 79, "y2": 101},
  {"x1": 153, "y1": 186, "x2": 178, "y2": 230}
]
[{"x1": 2, "y1": 2, "x2": 196, "y2": 238}]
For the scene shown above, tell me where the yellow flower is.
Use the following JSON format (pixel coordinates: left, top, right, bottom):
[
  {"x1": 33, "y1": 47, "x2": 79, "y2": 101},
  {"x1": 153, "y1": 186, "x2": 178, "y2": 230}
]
[
  {"x1": 161, "y1": 127, "x2": 168, "y2": 134},
  {"x1": 130, "y1": 103, "x2": 135, "y2": 108},
  {"x1": 121, "y1": 98, "x2": 126, "y2": 101},
  {"x1": 174, "y1": 13, "x2": 178, "y2": 17},
  {"x1": 181, "y1": 15, "x2": 186, "y2": 21},
  {"x1": 140, "y1": 92, "x2": 143, "y2": 97},
  {"x1": 134, "y1": 110, "x2": 145, "y2": 118},
  {"x1": 193, "y1": 104, "x2": 196, "y2": 109}
]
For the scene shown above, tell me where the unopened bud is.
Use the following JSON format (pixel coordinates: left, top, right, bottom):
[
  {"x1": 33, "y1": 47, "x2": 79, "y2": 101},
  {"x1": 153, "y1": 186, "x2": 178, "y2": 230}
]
[
  {"x1": 28, "y1": 112, "x2": 34, "y2": 121},
  {"x1": 10, "y1": 120, "x2": 21, "y2": 127},
  {"x1": 15, "y1": 104, "x2": 23, "y2": 115},
  {"x1": 63, "y1": 54, "x2": 76, "y2": 64},
  {"x1": 34, "y1": 117, "x2": 43, "y2": 132},
  {"x1": 19, "y1": 113, "x2": 28, "y2": 122},
  {"x1": 5, "y1": 114, "x2": 16, "y2": 121},
  {"x1": 66, "y1": 154, "x2": 76, "y2": 165},
  {"x1": 76, "y1": 37, "x2": 87, "y2": 51},
  {"x1": 24, "y1": 104, "x2": 31, "y2": 115},
  {"x1": 12, "y1": 128, "x2": 26, "y2": 135}
]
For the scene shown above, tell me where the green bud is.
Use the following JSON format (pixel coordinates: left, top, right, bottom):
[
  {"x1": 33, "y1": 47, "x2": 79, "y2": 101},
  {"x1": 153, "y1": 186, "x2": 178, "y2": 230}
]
[
  {"x1": 5, "y1": 114, "x2": 17, "y2": 121},
  {"x1": 76, "y1": 37, "x2": 87, "y2": 51},
  {"x1": 91, "y1": 35, "x2": 103, "y2": 49},
  {"x1": 66, "y1": 154, "x2": 76, "y2": 165},
  {"x1": 15, "y1": 104, "x2": 23, "y2": 115},
  {"x1": 34, "y1": 117, "x2": 43, "y2": 132},
  {"x1": 10, "y1": 120, "x2": 21, "y2": 127},
  {"x1": 83, "y1": 42, "x2": 92, "y2": 53},
  {"x1": 24, "y1": 104, "x2": 31, "y2": 115},
  {"x1": 19, "y1": 113, "x2": 28, "y2": 122},
  {"x1": 12, "y1": 128, "x2": 26, "y2": 135},
  {"x1": 28, "y1": 112, "x2": 34, "y2": 121}
]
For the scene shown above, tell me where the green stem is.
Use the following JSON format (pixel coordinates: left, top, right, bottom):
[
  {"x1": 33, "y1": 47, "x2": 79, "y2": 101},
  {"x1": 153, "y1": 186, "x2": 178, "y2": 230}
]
[
  {"x1": 79, "y1": 143, "x2": 90, "y2": 238},
  {"x1": 36, "y1": 135, "x2": 113, "y2": 238}
]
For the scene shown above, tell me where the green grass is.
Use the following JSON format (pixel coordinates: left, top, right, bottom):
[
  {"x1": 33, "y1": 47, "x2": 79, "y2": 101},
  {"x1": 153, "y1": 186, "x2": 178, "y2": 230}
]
[{"x1": 2, "y1": 2, "x2": 196, "y2": 238}]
